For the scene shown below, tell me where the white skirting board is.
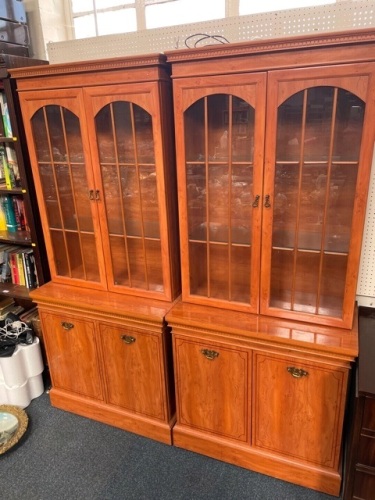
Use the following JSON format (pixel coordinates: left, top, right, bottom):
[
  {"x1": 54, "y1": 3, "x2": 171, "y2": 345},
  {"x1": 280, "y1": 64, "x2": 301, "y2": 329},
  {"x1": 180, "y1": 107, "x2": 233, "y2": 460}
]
[{"x1": 0, "y1": 337, "x2": 44, "y2": 408}]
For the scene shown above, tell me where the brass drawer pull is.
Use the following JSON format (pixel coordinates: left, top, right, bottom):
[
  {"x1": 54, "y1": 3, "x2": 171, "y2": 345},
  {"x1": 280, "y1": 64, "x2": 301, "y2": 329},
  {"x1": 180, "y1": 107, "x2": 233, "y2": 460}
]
[
  {"x1": 201, "y1": 349, "x2": 219, "y2": 361},
  {"x1": 264, "y1": 194, "x2": 271, "y2": 208},
  {"x1": 287, "y1": 366, "x2": 308, "y2": 378},
  {"x1": 121, "y1": 335, "x2": 136, "y2": 344},
  {"x1": 61, "y1": 322, "x2": 74, "y2": 331}
]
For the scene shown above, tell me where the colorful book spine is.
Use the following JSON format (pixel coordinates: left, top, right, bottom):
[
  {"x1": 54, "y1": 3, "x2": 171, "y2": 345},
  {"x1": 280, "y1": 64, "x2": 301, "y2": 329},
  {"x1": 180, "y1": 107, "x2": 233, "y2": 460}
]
[
  {"x1": 2, "y1": 195, "x2": 18, "y2": 232},
  {"x1": 0, "y1": 92, "x2": 13, "y2": 138},
  {"x1": 23, "y1": 248, "x2": 38, "y2": 289},
  {"x1": 0, "y1": 146, "x2": 16, "y2": 189},
  {"x1": 0, "y1": 196, "x2": 7, "y2": 231},
  {"x1": 5, "y1": 144, "x2": 19, "y2": 186},
  {"x1": 16, "y1": 249, "x2": 26, "y2": 286}
]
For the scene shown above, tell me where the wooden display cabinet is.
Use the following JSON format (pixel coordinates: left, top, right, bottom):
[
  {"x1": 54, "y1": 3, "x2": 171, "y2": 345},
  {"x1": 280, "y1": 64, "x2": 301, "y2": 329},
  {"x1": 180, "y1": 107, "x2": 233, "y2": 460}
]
[
  {"x1": 11, "y1": 55, "x2": 180, "y2": 443},
  {"x1": 167, "y1": 29, "x2": 375, "y2": 329},
  {"x1": 165, "y1": 29, "x2": 375, "y2": 494}
]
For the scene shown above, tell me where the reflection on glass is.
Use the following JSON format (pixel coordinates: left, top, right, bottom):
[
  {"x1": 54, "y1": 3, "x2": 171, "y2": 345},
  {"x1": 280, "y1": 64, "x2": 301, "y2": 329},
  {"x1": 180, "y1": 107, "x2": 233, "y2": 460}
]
[
  {"x1": 184, "y1": 94, "x2": 255, "y2": 303},
  {"x1": 271, "y1": 86, "x2": 365, "y2": 317},
  {"x1": 31, "y1": 105, "x2": 100, "y2": 282},
  {"x1": 96, "y1": 101, "x2": 163, "y2": 292}
]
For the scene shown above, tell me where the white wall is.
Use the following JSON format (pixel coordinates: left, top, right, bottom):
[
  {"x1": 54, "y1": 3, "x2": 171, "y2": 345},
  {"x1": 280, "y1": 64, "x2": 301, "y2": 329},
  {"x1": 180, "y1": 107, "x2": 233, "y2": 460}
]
[{"x1": 23, "y1": 0, "x2": 70, "y2": 60}]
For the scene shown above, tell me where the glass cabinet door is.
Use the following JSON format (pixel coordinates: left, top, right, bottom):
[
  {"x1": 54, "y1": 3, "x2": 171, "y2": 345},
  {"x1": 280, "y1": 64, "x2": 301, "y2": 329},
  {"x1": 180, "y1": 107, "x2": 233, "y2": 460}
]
[
  {"x1": 178, "y1": 75, "x2": 266, "y2": 312},
  {"x1": 85, "y1": 86, "x2": 169, "y2": 299},
  {"x1": 262, "y1": 66, "x2": 374, "y2": 327},
  {"x1": 23, "y1": 92, "x2": 104, "y2": 288}
]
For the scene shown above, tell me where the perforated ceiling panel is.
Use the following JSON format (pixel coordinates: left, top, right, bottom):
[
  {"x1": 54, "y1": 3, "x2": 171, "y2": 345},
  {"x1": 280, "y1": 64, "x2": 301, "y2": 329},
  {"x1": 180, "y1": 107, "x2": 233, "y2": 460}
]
[{"x1": 46, "y1": 0, "x2": 375, "y2": 304}]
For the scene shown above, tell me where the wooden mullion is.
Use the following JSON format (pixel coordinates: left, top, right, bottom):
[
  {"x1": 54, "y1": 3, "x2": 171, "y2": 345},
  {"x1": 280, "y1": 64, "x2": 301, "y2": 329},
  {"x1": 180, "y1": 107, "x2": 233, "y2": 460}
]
[
  {"x1": 110, "y1": 102, "x2": 132, "y2": 287},
  {"x1": 60, "y1": 106, "x2": 88, "y2": 280},
  {"x1": 290, "y1": 89, "x2": 308, "y2": 311},
  {"x1": 204, "y1": 96, "x2": 211, "y2": 298},
  {"x1": 130, "y1": 102, "x2": 149, "y2": 290},
  {"x1": 315, "y1": 87, "x2": 338, "y2": 314}
]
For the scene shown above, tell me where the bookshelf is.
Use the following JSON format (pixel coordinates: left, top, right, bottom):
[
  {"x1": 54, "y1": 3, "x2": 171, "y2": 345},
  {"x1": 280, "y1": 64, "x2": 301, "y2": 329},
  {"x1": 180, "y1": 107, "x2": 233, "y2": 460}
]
[{"x1": 0, "y1": 54, "x2": 49, "y2": 305}]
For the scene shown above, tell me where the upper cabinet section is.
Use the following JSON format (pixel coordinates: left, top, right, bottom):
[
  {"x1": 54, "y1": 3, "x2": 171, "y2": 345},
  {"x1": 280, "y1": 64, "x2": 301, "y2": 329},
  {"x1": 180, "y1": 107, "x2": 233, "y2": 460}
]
[
  {"x1": 12, "y1": 56, "x2": 180, "y2": 302},
  {"x1": 167, "y1": 29, "x2": 375, "y2": 328}
]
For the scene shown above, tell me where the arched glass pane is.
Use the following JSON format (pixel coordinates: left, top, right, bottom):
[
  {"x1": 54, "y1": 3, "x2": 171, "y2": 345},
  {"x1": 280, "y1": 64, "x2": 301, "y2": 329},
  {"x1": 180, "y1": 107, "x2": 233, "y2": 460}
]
[
  {"x1": 271, "y1": 86, "x2": 365, "y2": 317},
  {"x1": 184, "y1": 94, "x2": 255, "y2": 304},
  {"x1": 31, "y1": 105, "x2": 100, "y2": 282},
  {"x1": 95, "y1": 101, "x2": 163, "y2": 292}
]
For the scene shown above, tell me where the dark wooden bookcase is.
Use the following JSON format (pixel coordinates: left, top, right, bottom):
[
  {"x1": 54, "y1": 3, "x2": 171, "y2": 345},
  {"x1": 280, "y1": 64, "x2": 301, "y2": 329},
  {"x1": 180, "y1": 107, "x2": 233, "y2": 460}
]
[{"x1": 0, "y1": 54, "x2": 49, "y2": 307}]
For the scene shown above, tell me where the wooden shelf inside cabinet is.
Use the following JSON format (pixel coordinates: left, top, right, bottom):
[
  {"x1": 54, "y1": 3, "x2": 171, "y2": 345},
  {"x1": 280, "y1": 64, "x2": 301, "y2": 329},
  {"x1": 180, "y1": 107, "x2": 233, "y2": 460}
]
[{"x1": 0, "y1": 55, "x2": 50, "y2": 307}]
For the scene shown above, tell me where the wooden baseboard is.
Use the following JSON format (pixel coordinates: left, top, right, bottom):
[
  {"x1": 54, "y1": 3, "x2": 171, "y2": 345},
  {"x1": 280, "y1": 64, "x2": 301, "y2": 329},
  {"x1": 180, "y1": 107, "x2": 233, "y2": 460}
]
[
  {"x1": 49, "y1": 388, "x2": 175, "y2": 445},
  {"x1": 172, "y1": 424, "x2": 342, "y2": 496}
]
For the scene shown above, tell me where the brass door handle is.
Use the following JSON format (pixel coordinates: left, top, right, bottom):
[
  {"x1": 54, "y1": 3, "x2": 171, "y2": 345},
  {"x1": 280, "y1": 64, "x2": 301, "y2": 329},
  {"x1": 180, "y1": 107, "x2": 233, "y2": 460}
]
[
  {"x1": 264, "y1": 194, "x2": 271, "y2": 208},
  {"x1": 201, "y1": 349, "x2": 219, "y2": 360},
  {"x1": 61, "y1": 321, "x2": 74, "y2": 331},
  {"x1": 252, "y1": 195, "x2": 260, "y2": 208},
  {"x1": 121, "y1": 335, "x2": 136, "y2": 344},
  {"x1": 287, "y1": 366, "x2": 308, "y2": 378}
]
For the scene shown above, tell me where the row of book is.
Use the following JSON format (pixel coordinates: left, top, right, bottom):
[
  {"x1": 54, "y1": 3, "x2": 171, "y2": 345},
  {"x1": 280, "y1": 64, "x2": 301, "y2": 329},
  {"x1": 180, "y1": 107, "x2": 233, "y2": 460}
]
[
  {"x1": 0, "y1": 91, "x2": 20, "y2": 189},
  {"x1": 0, "y1": 194, "x2": 28, "y2": 233},
  {"x1": 0, "y1": 244, "x2": 38, "y2": 289}
]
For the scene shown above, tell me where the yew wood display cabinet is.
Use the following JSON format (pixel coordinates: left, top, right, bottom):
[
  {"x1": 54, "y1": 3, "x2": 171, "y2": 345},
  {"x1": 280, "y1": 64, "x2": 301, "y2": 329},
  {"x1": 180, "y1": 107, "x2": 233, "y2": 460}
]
[
  {"x1": 165, "y1": 29, "x2": 375, "y2": 495},
  {"x1": 11, "y1": 55, "x2": 180, "y2": 444}
]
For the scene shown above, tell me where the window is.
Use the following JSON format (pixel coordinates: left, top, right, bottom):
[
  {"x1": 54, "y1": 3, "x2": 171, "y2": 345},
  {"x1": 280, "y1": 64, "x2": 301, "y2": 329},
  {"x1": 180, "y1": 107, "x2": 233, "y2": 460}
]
[
  {"x1": 70, "y1": 0, "x2": 337, "y2": 39},
  {"x1": 239, "y1": 0, "x2": 335, "y2": 15}
]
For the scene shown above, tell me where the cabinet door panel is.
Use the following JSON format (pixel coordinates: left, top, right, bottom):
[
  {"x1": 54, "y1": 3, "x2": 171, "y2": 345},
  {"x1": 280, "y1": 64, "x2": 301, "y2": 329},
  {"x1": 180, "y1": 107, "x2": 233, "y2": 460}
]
[
  {"x1": 261, "y1": 63, "x2": 375, "y2": 327},
  {"x1": 18, "y1": 90, "x2": 106, "y2": 289},
  {"x1": 83, "y1": 85, "x2": 174, "y2": 299},
  {"x1": 175, "y1": 73, "x2": 266, "y2": 313},
  {"x1": 253, "y1": 352, "x2": 348, "y2": 468},
  {"x1": 174, "y1": 337, "x2": 250, "y2": 442},
  {"x1": 40, "y1": 311, "x2": 104, "y2": 400},
  {"x1": 99, "y1": 323, "x2": 166, "y2": 420}
]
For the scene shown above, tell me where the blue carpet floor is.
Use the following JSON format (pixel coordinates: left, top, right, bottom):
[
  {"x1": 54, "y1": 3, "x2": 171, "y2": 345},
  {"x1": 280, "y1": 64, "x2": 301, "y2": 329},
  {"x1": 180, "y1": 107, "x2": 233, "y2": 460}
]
[{"x1": 0, "y1": 391, "x2": 340, "y2": 500}]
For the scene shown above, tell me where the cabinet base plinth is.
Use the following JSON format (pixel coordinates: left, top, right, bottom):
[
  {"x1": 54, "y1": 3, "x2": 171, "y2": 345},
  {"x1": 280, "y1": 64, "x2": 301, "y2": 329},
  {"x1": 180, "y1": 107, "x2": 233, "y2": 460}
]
[
  {"x1": 49, "y1": 388, "x2": 175, "y2": 445},
  {"x1": 172, "y1": 425, "x2": 342, "y2": 496}
]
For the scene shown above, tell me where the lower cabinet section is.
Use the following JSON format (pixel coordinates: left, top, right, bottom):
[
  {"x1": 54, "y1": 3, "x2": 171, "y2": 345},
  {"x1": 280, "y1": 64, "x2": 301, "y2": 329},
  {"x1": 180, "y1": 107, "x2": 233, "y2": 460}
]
[
  {"x1": 31, "y1": 285, "x2": 358, "y2": 495},
  {"x1": 167, "y1": 302, "x2": 358, "y2": 496},
  {"x1": 30, "y1": 283, "x2": 176, "y2": 445}
]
